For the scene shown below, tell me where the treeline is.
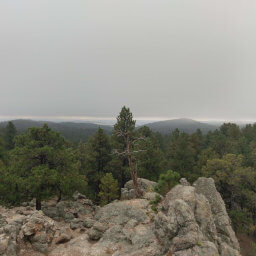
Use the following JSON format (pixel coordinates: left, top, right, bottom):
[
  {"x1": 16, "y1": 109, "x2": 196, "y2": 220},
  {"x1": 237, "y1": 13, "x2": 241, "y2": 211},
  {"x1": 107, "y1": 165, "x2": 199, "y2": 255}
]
[{"x1": 0, "y1": 108, "x2": 256, "y2": 236}]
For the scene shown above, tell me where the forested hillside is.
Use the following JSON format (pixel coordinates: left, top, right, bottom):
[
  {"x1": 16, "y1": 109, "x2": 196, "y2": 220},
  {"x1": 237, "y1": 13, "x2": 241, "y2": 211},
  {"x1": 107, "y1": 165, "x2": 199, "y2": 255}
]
[
  {"x1": 142, "y1": 118, "x2": 219, "y2": 134},
  {"x1": 0, "y1": 108, "x2": 256, "y2": 254},
  {"x1": 0, "y1": 118, "x2": 218, "y2": 144},
  {"x1": 0, "y1": 119, "x2": 113, "y2": 143}
]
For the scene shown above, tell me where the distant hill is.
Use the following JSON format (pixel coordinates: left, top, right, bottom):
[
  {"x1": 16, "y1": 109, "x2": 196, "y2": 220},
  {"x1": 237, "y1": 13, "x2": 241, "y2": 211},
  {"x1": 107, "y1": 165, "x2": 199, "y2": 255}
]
[
  {"x1": 142, "y1": 118, "x2": 219, "y2": 134},
  {"x1": 0, "y1": 119, "x2": 113, "y2": 143},
  {"x1": 0, "y1": 118, "x2": 220, "y2": 143}
]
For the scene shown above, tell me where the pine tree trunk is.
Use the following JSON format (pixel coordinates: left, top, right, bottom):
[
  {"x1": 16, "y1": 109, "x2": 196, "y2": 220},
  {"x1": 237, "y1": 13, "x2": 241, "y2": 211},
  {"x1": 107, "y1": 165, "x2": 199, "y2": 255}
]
[
  {"x1": 36, "y1": 197, "x2": 41, "y2": 210},
  {"x1": 127, "y1": 135, "x2": 142, "y2": 198},
  {"x1": 57, "y1": 189, "x2": 62, "y2": 203}
]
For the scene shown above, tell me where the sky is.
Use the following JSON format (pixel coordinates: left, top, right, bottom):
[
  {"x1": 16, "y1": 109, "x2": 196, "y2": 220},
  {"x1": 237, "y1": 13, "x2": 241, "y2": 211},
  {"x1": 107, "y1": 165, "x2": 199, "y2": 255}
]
[{"x1": 1, "y1": 0, "x2": 256, "y2": 122}]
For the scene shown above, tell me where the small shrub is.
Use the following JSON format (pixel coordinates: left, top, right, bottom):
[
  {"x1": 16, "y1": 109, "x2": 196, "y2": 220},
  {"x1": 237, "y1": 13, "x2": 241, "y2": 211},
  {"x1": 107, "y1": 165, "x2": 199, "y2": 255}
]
[
  {"x1": 98, "y1": 173, "x2": 119, "y2": 205},
  {"x1": 150, "y1": 194, "x2": 162, "y2": 212},
  {"x1": 155, "y1": 170, "x2": 180, "y2": 195}
]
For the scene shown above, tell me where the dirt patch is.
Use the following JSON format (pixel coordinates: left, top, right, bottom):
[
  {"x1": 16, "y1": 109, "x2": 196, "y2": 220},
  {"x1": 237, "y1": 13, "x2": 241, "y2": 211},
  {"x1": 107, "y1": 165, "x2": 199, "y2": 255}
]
[{"x1": 237, "y1": 233, "x2": 256, "y2": 256}]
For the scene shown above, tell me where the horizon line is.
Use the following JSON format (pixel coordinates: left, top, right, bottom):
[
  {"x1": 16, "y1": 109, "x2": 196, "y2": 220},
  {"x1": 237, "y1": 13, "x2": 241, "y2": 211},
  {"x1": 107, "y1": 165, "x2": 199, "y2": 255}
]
[{"x1": 0, "y1": 115, "x2": 256, "y2": 123}]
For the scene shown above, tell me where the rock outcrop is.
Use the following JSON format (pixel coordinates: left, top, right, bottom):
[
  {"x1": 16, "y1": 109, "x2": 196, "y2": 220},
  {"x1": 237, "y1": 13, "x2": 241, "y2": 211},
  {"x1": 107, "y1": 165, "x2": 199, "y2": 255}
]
[
  {"x1": 121, "y1": 178, "x2": 157, "y2": 200},
  {"x1": 154, "y1": 177, "x2": 241, "y2": 256},
  {"x1": 0, "y1": 208, "x2": 57, "y2": 256},
  {"x1": 19, "y1": 211, "x2": 56, "y2": 253},
  {"x1": 50, "y1": 199, "x2": 161, "y2": 256},
  {"x1": 42, "y1": 197, "x2": 95, "y2": 222},
  {"x1": 0, "y1": 178, "x2": 241, "y2": 256}
]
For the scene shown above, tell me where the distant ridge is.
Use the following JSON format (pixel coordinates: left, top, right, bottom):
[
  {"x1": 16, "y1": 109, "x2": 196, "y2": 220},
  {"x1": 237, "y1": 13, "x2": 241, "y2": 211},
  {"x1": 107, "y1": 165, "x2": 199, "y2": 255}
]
[
  {"x1": 0, "y1": 119, "x2": 113, "y2": 143},
  {"x1": 142, "y1": 118, "x2": 219, "y2": 134},
  {"x1": 0, "y1": 118, "x2": 220, "y2": 142}
]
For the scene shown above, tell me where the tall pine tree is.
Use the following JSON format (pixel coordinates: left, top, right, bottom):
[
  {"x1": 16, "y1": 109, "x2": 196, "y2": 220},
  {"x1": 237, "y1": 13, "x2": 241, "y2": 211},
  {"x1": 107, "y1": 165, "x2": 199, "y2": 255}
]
[
  {"x1": 113, "y1": 106, "x2": 144, "y2": 197},
  {"x1": 4, "y1": 121, "x2": 17, "y2": 150},
  {"x1": 84, "y1": 127, "x2": 112, "y2": 200}
]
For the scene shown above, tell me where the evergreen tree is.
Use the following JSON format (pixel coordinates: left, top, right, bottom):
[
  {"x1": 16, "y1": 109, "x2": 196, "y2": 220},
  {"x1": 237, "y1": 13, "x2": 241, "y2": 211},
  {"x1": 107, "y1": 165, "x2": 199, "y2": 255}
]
[
  {"x1": 6, "y1": 124, "x2": 86, "y2": 210},
  {"x1": 0, "y1": 135, "x2": 4, "y2": 163},
  {"x1": 192, "y1": 147, "x2": 218, "y2": 180},
  {"x1": 155, "y1": 170, "x2": 180, "y2": 195},
  {"x1": 84, "y1": 128, "x2": 112, "y2": 200},
  {"x1": 189, "y1": 129, "x2": 204, "y2": 157},
  {"x1": 98, "y1": 173, "x2": 119, "y2": 205},
  {"x1": 202, "y1": 153, "x2": 244, "y2": 211},
  {"x1": 111, "y1": 107, "x2": 135, "y2": 188},
  {"x1": 75, "y1": 141, "x2": 87, "y2": 174},
  {"x1": 205, "y1": 130, "x2": 228, "y2": 156},
  {"x1": 113, "y1": 106, "x2": 144, "y2": 197},
  {"x1": 136, "y1": 126, "x2": 167, "y2": 181},
  {"x1": 3, "y1": 121, "x2": 17, "y2": 150},
  {"x1": 168, "y1": 130, "x2": 195, "y2": 180},
  {"x1": 202, "y1": 153, "x2": 256, "y2": 232}
]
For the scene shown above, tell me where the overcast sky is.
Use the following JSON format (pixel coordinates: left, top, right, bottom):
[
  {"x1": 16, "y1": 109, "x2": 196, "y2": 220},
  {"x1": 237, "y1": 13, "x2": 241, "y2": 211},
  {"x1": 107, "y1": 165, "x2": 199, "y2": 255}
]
[{"x1": 1, "y1": 0, "x2": 256, "y2": 121}]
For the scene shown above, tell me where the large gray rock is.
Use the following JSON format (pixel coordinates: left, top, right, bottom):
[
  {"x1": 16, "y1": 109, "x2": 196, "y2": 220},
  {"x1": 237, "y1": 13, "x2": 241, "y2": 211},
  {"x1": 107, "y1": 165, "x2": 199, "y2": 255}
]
[
  {"x1": 124, "y1": 178, "x2": 157, "y2": 191},
  {"x1": 193, "y1": 177, "x2": 240, "y2": 252},
  {"x1": 42, "y1": 198, "x2": 95, "y2": 221},
  {"x1": 0, "y1": 214, "x2": 24, "y2": 256},
  {"x1": 121, "y1": 178, "x2": 157, "y2": 200},
  {"x1": 154, "y1": 177, "x2": 241, "y2": 256},
  {"x1": 19, "y1": 211, "x2": 56, "y2": 253},
  {"x1": 54, "y1": 228, "x2": 72, "y2": 245},
  {"x1": 49, "y1": 177, "x2": 241, "y2": 256},
  {"x1": 88, "y1": 222, "x2": 108, "y2": 241},
  {"x1": 69, "y1": 219, "x2": 84, "y2": 230},
  {"x1": 75, "y1": 199, "x2": 162, "y2": 255},
  {"x1": 0, "y1": 233, "x2": 17, "y2": 256}
]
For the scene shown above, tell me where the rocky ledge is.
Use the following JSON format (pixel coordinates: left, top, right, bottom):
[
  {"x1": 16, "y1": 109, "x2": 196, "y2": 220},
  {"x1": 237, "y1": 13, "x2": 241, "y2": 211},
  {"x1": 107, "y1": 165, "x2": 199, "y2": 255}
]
[{"x1": 0, "y1": 177, "x2": 241, "y2": 256}]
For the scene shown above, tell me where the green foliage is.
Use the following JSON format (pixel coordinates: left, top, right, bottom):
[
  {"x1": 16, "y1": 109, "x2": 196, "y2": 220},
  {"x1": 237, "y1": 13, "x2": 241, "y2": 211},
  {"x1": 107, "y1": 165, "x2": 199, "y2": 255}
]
[
  {"x1": 3, "y1": 121, "x2": 17, "y2": 150},
  {"x1": 79, "y1": 128, "x2": 111, "y2": 200},
  {"x1": 0, "y1": 119, "x2": 113, "y2": 143},
  {"x1": 2, "y1": 124, "x2": 86, "y2": 209},
  {"x1": 192, "y1": 147, "x2": 218, "y2": 180},
  {"x1": 136, "y1": 126, "x2": 167, "y2": 181},
  {"x1": 155, "y1": 170, "x2": 180, "y2": 195},
  {"x1": 98, "y1": 173, "x2": 119, "y2": 205},
  {"x1": 167, "y1": 130, "x2": 196, "y2": 180},
  {"x1": 228, "y1": 210, "x2": 254, "y2": 234},
  {"x1": 113, "y1": 106, "x2": 136, "y2": 137},
  {"x1": 150, "y1": 194, "x2": 162, "y2": 212},
  {"x1": 83, "y1": 128, "x2": 112, "y2": 200},
  {"x1": 0, "y1": 135, "x2": 5, "y2": 162},
  {"x1": 75, "y1": 141, "x2": 87, "y2": 174},
  {"x1": 202, "y1": 154, "x2": 256, "y2": 233},
  {"x1": 197, "y1": 240, "x2": 202, "y2": 247},
  {"x1": 112, "y1": 106, "x2": 138, "y2": 188}
]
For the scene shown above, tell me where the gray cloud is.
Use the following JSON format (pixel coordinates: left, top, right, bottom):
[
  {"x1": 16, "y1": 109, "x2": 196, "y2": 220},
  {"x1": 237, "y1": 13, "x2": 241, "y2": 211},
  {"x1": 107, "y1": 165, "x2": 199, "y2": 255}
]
[{"x1": 1, "y1": 0, "x2": 256, "y2": 121}]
